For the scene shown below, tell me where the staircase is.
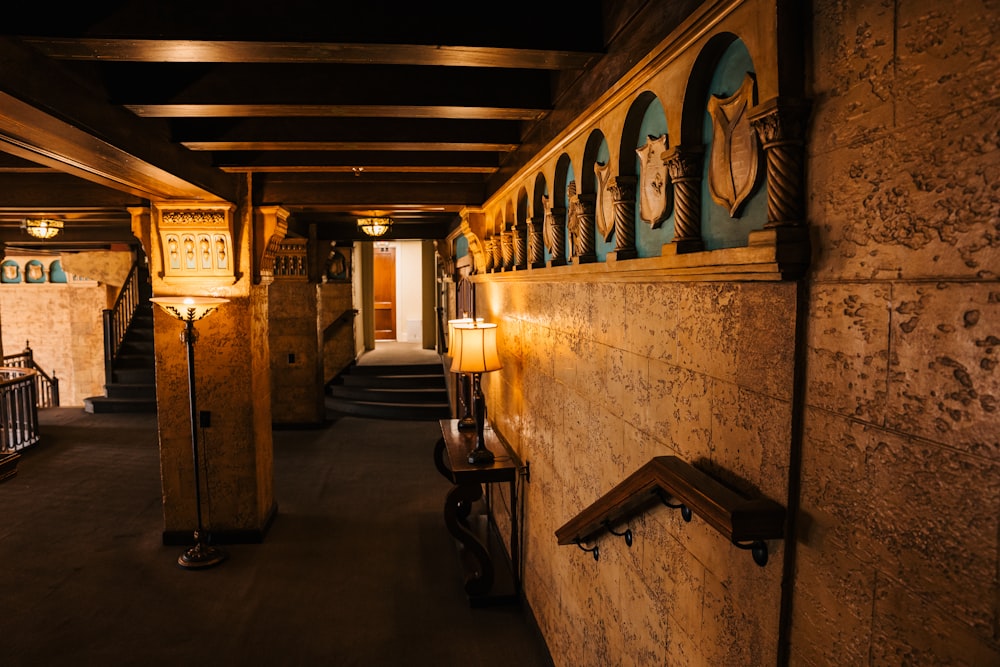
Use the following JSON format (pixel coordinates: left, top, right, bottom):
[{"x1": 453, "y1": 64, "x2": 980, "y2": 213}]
[
  {"x1": 83, "y1": 269, "x2": 157, "y2": 414},
  {"x1": 325, "y1": 362, "x2": 451, "y2": 421}
]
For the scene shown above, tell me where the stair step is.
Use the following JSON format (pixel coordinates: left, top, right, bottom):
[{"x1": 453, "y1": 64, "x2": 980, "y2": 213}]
[
  {"x1": 83, "y1": 396, "x2": 157, "y2": 414},
  {"x1": 104, "y1": 383, "x2": 156, "y2": 400},
  {"x1": 347, "y1": 362, "x2": 445, "y2": 376},
  {"x1": 326, "y1": 385, "x2": 448, "y2": 405},
  {"x1": 325, "y1": 396, "x2": 451, "y2": 421},
  {"x1": 339, "y1": 374, "x2": 446, "y2": 389},
  {"x1": 113, "y1": 368, "x2": 156, "y2": 384}
]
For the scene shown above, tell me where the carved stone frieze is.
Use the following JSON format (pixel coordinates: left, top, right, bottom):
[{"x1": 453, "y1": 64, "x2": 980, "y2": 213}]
[
  {"x1": 273, "y1": 238, "x2": 309, "y2": 281},
  {"x1": 154, "y1": 203, "x2": 237, "y2": 287},
  {"x1": 707, "y1": 73, "x2": 760, "y2": 218}
]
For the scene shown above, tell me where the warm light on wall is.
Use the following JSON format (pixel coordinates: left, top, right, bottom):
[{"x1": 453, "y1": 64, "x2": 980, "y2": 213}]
[{"x1": 21, "y1": 219, "x2": 64, "y2": 240}]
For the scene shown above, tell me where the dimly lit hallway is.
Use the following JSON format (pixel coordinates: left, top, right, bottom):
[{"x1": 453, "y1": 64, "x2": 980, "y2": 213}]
[{"x1": 2, "y1": 406, "x2": 551, "y2": 666}]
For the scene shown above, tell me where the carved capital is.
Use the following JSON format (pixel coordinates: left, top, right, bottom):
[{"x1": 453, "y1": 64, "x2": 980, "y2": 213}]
[
  {"x1": 663, "y1": 145, "x2": 704, "y2": 181},
  {"x1": 151, "y1": 202, "x2": 238, "y2": 290},
  {"x1": 748, "y1": 97, "x2": 811, "y2": 148},
  {"x1": 607, "y1": 175, "x2": 637, "y2": 203}
]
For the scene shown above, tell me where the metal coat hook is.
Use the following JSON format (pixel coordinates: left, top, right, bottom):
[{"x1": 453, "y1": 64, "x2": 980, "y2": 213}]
[
  {"x1": 575, "y1": 540, "x2": 599, "y2": 561},
  {"x1": 656, "y1": 490, "x2": 692, "y2": 522},
  {"x1": 604, "y1": 521, "x2": 632, "y2": 547},
  {"x1": 733, "y1": 540, "x2": 769, "y2": 567}
]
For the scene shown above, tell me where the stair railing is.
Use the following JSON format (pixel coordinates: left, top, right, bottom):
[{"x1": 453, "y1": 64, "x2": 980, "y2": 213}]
[
  {"x1": 102, "y1": 258, "x2": 143, "y2": 386},
  {"x1": 555, "y1": 456, "x2": 786, "y2": 567},
  {"x1": 0, "y1": 367, "x2": 41, "y2": 451},
  {"x1": 2, "y1": 341, "x2": 59, "y2": 407},
  {"x1": 322, "y1": 308, "x2": 358, "y2": 342}
]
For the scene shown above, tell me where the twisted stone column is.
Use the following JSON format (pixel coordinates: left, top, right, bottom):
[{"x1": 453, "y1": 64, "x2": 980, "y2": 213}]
[
  {"x1": 545, "y1": 206, "x2": 567, "y2": 267},
  {"x1": 501, "y1": 231, "x2": 514, "y2": 270},
  {"x1": 664, "y1": 145, "x2": 705, "y2": 253},
  {"x1": 749, "y1": 98, "x2": 810, "y2": 228},
  {"x1": 512, "y1": 225, "x2": 526, "y2": 269},
  {"x1": 572, "y1": 193, "x2": 596, "y2": 264},
  {"x1": 482, "y1": 238, "x2": 495, "y2": 272},
  {"x1": 527, "y1": 215, "x2": 544, "y2": 268},
  {"x1": 609, "y1": 176, "x2": 637, "y2": 260},
  {"x1": 492, "y1": 234, "x2": 503, "y2": 271}
]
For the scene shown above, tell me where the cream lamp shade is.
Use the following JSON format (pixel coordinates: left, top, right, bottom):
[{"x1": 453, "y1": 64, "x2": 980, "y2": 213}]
[
  {"x1": 447, "y1": 317, "x2": 483, "y2": 350},
  {"x1": 149, "y1": 296, "x2": 229, "y2": 322},
  {"x1": 449, "y1": 322, "x2": 502, "y2": 374}
]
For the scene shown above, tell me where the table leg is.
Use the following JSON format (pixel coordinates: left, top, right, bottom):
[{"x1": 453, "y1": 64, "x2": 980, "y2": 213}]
[{"x1": 443, "y1": 481, "x2": 494, "y2": 597}]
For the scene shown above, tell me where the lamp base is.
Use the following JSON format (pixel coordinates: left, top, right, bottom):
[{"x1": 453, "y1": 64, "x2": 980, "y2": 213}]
[
  {"x1": 177, "y1": 536, "x2": 227, "y2": 569},
  {"x1": 467, "y1": 445, "x2": 495, "y2": 466},
  {"x1": 457, "y1": 416, "x2": 477, "y2": 430}
]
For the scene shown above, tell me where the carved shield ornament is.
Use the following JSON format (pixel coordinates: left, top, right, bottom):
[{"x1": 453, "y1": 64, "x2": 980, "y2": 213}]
[
  {"x1": 635, "y1": 134, "x2": 671, "y2": 229},
  {"x1": 707, "y1": 72, "x2": 760, "y2": 217},
  {"x1": 594, "y1": 162, "x2": 615, "y2": 241}
]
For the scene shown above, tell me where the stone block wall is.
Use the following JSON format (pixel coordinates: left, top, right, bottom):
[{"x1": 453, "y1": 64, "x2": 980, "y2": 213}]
[
  {"x1": 0, "y1": 281, "x2": 109, "y2": 406},
  {"x1": 269, "y1": 280, "x2": 325, "y2": 426},
  {"x1": 479, "y1": 278, "x2": 797, "y2": 665},
  {"x1": 791, "y1": 1, "x2": 1000, "y2": 664}
]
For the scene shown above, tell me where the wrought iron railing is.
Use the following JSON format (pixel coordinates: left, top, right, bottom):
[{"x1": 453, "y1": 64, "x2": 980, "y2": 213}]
[
  {"x1": 103, "y1": 258, "x2": 143, "y2": 385},
  {"x1": 2, "y1": 341, "x2": 59, "y2": 407},
  {"x1": 0, "y1": 367, "x2": 41, "y2": 452}
]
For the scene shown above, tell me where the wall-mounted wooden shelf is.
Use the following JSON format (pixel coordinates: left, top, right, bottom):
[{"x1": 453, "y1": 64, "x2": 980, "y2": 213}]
[{"x1": 555, "y1": 456, "x2": 785, "y2": 566}]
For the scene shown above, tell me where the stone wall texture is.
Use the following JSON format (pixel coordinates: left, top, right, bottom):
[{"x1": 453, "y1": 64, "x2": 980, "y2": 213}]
[
  {"x1": 473, "y1": 0, "x2": 999, "y2": 664},
  {"x1": 0, "y1": 282, "x2": 108, "y2": 406}
]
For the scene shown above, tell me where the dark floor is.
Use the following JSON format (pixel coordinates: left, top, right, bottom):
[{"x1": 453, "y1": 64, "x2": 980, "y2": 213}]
[{"x1": 2, "y1": 346, "x2": 552, "y2": 667}]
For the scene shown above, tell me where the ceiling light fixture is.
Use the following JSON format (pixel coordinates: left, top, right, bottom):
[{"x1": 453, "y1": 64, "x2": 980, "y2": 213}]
[
  {"x1": 357, "y1": 216, "x2": 393, "y2": 238},
  {"x1": 22, "y1": 218, "x2": 64, "y2": 240}
]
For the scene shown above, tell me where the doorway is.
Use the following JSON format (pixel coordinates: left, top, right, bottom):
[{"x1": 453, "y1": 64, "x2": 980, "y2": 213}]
[{"x1": 373, "y1": 244, "x2": 396, "y2": 340}]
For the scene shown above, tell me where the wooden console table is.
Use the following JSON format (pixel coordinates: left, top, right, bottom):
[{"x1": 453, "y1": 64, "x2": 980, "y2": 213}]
[{"x1": 433, "y1": 419, "x2": 520, "y2": 606}]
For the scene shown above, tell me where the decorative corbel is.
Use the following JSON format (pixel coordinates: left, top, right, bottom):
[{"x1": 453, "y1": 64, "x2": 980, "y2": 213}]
[{"x1": 254, "y1": 205, "x2": 290, "y2": 285}]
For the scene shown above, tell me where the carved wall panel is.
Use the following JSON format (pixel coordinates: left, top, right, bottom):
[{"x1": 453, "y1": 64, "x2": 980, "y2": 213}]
[{"x1": 156, "y1": 205, "x2": 235, "y2": 286}]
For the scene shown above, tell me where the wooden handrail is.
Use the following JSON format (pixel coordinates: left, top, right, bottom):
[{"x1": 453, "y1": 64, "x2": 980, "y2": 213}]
[
  {"x1": 2, "y1": 341, "x2": 59, "y2": 407},
  {"x1": 555, "y1": 456, "x2": 785, "y2": 566},
  {"x1": 322, "y1": 308, "x2": 358, "y2": 341}
]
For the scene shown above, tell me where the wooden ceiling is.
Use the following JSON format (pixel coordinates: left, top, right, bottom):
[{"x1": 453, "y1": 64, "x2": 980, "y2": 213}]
[{"x1": 0, "y1": 1, "x2": 702, "y2": 250}]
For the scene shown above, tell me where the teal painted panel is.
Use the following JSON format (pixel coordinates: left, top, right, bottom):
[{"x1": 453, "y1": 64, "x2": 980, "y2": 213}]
[
  {"x1": 49, "y1": 260, "x2": 67, "y2": 283},
  {"x1": 455, "y1": 234, "x2": 468, "y2": 259},
  {"x1": 700, "y1": 40, "x2": 767, "y2": 250},
  {"x1": 1, "y1": 260, "x2": 20, "y2": 283},
  {"x1": 594, "y1": 138, "x2": 613, "y2": 262},
  {"x1": 24, "y1": 260, "x2": 45, "y2": 283}
]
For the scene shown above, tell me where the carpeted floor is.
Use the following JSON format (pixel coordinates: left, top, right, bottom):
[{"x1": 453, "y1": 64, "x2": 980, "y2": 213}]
[{"x1": 1, "y1": 376, "x2": 552, "y2": 667}]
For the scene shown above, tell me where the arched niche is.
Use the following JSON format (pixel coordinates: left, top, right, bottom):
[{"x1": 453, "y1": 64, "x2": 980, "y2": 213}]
[
  {"x1": 625, "y1": 92, "x2": 674, "y2": 257},
  {"x1": 532, "y1": 172, "x2": 549, "y2": 267},
  {"x1": 544, "y1": 153, "x2": 573, "y2": 266},
  {"x1": 581, "y1": 129, "x2": 612, "y2": 261},
  {"x1": 684, "y1": 34, "x2": 767, "y2": 250}
]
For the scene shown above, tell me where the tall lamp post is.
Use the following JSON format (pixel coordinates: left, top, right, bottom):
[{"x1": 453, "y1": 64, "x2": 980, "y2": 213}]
[{"x1": 150, "y1": 295, "x2": 229, "y2": 569}]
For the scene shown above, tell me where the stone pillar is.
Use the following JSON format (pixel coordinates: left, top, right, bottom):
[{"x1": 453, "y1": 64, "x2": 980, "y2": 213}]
[
  {"x1": 131, "y1": 200, "x2": 280, "y2": 545},
  {"x1": 527, "y1": 215, "x2": 545, "y2": 268},
  {"x1": 749, "y1": 97, "x2": 810, "y2": 229},
  {"x1": 571, "y1": 193, "x2": 597, "y2": 265},
  {"x1": 269, "y1": 230, "x2": 326, "y2": 428},
  {"x1": 663, "y1": 145, "x2": 705, "y2": 253},
  {"x1": 608, "y1": 176, "x2": 637, "y2": 261},
  {"x1": 545, "y1": 206, "x2": 567, "y2": 267}
]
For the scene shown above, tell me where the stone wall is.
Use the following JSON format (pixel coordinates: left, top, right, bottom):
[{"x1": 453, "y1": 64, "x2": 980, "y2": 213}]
[
  {"x1": 792, "y1": 1, "x2": 999, "y2": 664},
  {"x1": 479, "y1": 278, "x2": 796, "y2": 665},
  {"x1": 269, "y1": 280, "x2": 325, "y2": 426},
  {"x1": 0, "y1": 281, "x2": 109, "y2": 407}
]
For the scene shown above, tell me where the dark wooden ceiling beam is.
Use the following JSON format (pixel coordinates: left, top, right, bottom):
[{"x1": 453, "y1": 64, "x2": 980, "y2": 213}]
[
  {"x1": 182, "y1": 141, "x2": 518, "y2": 152},
  {"x1": 126, "y1": 104, "x2": 548, "y2": 121},
  {"x1": 25, "y1": 38, "x2": 600, "y2": 70}
]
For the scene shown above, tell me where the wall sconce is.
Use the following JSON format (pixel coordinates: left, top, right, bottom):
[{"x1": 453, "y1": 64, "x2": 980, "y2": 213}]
[
  {"x1": 449, "y1": 321, "x2": 502, "y2": 465},
  {"x1": 149, "y1": 295, "x2": 229, "y2": 569},
  {"x1": 21, "y1": 218, "x2": 64, "y2": 240},
  {"x1": 357, "y1": 216, "x2": 393, "y2": 238}
]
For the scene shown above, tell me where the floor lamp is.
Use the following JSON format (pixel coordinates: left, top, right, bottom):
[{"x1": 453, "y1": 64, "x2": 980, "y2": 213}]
[
  {"x1": 449, "y1": 321, "x2": 502, "y2": 465},
  {"x1": 150, "y1": 295, "x2": 229, "y2": 569}
]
